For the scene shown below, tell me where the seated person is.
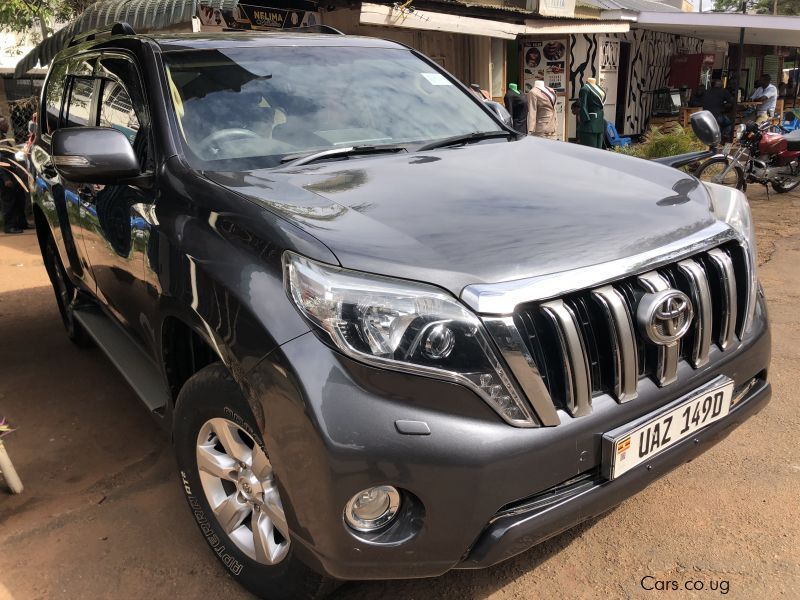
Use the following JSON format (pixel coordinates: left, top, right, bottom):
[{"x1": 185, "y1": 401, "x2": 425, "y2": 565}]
[{"x1": 750, "y1": 73, "x2": 778, "y2": 122}]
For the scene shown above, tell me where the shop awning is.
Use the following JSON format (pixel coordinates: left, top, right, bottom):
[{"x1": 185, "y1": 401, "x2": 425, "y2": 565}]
[
  {"x1": 360, "y1": 3, "x2": 629, "y2": 39},
  {"x1": 360, "y1": 3, "x2": 526, "y2": 39},
  {"x1": 522, "y1": 18, "x2": 629, "y2": 34},
  {"x1": 635, "y1": 12, "x2": 800, "y2": 47},
  {"x1": 14, "y1": 0, "x2": 237, "y2": 77}
]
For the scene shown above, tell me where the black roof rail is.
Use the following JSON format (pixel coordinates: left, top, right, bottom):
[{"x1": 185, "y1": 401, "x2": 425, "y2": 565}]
[
  {"x1": 68, "y1": 22, "x2": 136, "y2": 48},
  {"x1": 282, "y1": 25, "x2": 344, "y2": 35}
]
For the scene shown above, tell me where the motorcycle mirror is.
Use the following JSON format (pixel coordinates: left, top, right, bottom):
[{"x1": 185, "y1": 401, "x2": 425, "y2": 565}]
[{"x1": 690, "y1": 110, "x2": 721, "y2": 148}]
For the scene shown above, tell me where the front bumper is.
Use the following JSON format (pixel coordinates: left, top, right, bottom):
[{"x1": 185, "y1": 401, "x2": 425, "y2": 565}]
[
  {"x1": 245, "y1": 297, "x2": 770, "y2": 581},
  {"x1": 459, "y1": 375, "x2": 770, "y2": 568}
]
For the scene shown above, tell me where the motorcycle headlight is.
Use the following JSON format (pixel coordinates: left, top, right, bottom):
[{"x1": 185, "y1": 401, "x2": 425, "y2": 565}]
[
  {"x1": 283, "y1": 251, "x2": 537, "y2": 426},
  {"x1": 734, "y1": 123, "x2": 746, "y2": 141},
  {"x1": 704, "y1": 181, "x2": 758, "y2": 333}
]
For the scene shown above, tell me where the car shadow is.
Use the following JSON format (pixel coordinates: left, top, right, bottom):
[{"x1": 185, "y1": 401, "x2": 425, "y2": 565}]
[{"x1": 333, "y1": 511, "x2": 615, "y2": 599}]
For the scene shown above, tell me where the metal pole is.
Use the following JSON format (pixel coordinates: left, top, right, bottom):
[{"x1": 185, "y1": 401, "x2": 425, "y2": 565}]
[
  {"x1": 730, "y1": 1, "x2": 747, "y2": 129},
  {"x1": 794, "y1": 47, "x2": 800, "y2": 109}
]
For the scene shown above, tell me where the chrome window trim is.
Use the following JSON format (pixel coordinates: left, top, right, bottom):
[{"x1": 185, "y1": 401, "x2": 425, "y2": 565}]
[{"x1": 461, "y1": 222, "x2": 736, "y2": 315}]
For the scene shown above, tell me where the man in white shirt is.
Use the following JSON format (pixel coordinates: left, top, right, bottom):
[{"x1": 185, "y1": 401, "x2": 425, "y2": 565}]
[{"x1": 750, "y1": 73, "x2": 778, "y2": 120}]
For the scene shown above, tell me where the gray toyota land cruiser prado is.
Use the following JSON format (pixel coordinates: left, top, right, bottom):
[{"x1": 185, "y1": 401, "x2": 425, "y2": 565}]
[{"x1": 28, "y1": 22, "x2": 770, "y2": 599}]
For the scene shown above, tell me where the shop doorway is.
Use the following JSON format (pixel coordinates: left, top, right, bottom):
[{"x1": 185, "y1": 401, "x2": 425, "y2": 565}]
[
  {"x1": 615, "y1": 42, "x2": 631, "y2": 131},
  {"x1": 598, "y1": 38, "x2": 619, "y2": 126}
]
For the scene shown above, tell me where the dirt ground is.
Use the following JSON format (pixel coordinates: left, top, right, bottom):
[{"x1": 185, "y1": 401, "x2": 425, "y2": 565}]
[{"x1": 0, "y1": 187, "x2": 798, "y2": 600}]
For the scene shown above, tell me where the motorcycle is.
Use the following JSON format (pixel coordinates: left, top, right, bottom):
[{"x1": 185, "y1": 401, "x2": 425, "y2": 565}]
[{"x1": 693, "y1": 120, "x2": 800, "y2": 194}]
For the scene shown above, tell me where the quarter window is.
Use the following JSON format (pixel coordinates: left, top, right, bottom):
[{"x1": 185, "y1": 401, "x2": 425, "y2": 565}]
[{"x1": 43, "y1": 61, "x2": 68, "y2": 135}]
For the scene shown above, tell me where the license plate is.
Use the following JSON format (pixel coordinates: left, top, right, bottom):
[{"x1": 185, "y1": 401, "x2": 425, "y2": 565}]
[{"x1": 603, "y1": 379, "x2": 734, "y2": 480}]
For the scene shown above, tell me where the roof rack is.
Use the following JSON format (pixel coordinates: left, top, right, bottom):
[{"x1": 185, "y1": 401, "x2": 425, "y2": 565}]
[
  {"x1": 280, "y1": 25, "x2": 344, "y2": 35},
  {"x1": 68, "y1": 22, "x2": 136, "y2": 48}
]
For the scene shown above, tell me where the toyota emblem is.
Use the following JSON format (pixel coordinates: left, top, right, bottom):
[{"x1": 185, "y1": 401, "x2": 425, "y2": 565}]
[{"x1": 636, "y1": 289, "x2": 694, "y2": 345}]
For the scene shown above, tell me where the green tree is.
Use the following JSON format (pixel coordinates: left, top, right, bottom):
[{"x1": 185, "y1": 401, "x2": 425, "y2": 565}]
[
  {"x1": 0, "y1": 0, "x2": 95, "y2": 40},
  {"x1": 712, "y1": 0, "x2": 800, "y2": 15}
]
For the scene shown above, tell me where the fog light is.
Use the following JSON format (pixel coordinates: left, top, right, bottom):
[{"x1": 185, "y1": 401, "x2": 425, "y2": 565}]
[{"x1": 344, "y1": 486, "x2": 401, "y2": 532}]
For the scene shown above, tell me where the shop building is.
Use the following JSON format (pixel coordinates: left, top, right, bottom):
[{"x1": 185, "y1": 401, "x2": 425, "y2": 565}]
[{"x1": 13, "y1": 0, "x2": 798, "y2": 142}]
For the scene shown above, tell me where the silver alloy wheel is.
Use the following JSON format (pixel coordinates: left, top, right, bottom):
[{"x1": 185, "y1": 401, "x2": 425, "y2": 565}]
[{"x1": 196, "y1": 418, "x2": 290, "y2": 565}]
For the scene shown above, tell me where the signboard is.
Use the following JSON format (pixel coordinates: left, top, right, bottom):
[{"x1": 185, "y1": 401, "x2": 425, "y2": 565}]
[
  {"x1": 535, "y1": 0, "x2": 576, "y2": 19},
  {"x1": 197, "y1": 2, "x2": 320, "y2": 31},
  {"x1": 523, "y1": 40, "x2": 567, "y2": 93}
]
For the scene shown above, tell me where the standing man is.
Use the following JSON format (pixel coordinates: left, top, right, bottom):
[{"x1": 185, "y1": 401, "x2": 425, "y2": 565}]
[
  {"x1": 577, "y1": 78, "x2": 605, "y2": 148},
  {"x1": 0, "y1": 117, "x2": 26, "y2": 234},
  {"x1": 750, "y1": 73, "x2": 778, "y2": 122},
  {"x1": 503, "y1": 83, "x2": 528, "y2": 134},
  {"x1": 1, "y1": 163, "x2": 26, "y2": 234}
]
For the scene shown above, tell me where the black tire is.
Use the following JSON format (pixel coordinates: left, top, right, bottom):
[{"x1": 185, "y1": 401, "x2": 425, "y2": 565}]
[
  {"x1": 694, "y1": 157, "x2": 746, "y2": 190},
  {"x1": 42, "y1": 234, "x2": 93, "y2": 347},
  {"x1": 771, "y1": 178, "x2": 800, "y2": 194},
  {"x1": 173, "y1": 363, "x2": 336, "y2": 600}
]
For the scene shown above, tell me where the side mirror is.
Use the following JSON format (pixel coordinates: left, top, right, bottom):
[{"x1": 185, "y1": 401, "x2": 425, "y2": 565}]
[
  {"x1": 484, "y1": 100, "x2": 513, "y2": 128},
  {"x1": 52, "y1": 127, "x2": 141, "y2": 183},
  {"x1": 690, "y1": 110, "x2": 721, "y2": 148}
]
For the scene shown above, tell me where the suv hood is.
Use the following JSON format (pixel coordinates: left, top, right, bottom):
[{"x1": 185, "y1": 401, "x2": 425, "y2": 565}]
[{"x1": 206, "y1": 137, "x2": 716, "y2": 298}]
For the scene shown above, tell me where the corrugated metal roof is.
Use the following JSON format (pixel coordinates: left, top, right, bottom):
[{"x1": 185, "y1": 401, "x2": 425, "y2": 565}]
[
  {"x1": 14, "y1": 0, "x2": 236, "y2": 76},
  {"x1": 578, "y1": 0, "x2": 681, "y2": 11}
]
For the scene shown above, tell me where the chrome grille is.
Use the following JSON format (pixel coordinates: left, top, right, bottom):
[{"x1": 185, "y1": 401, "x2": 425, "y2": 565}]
[{"x1": 486, "y1": 243, "x2": 750, "y2": 425}]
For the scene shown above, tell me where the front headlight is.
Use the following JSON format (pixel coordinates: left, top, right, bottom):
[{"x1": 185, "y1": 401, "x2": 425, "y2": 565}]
[
  {"x1": 704, "y1": 181, "x2": 757, "y2": 333},
  {"x1": 283, "y1": 251, "x2": 537, "y2": 426}
]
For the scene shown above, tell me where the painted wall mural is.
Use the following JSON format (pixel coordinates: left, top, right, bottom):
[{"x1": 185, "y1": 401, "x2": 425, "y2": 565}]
[{"x1": 567, "y1": 30, "x2": 703, "y2": 137}]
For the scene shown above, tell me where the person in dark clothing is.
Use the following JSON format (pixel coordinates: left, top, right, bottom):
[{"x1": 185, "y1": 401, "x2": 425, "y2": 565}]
[
  {"x1": 1, "y1": 115, "x2": 27, "y2": 234},
  {"x1": 503, "y1": 83, "x2": 528, "y2": 134},
  {"x1": 700, "y1": 79, "x2": 733, "y2": 140},
  {"x1": 1, "y1": 164, "x2": 26, "y2": 234}
]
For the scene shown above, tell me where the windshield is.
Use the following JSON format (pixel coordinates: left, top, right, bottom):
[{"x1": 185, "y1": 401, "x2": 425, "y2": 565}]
[{"x1": 164, "y1": 45, "x2": 502, "y2": 169}]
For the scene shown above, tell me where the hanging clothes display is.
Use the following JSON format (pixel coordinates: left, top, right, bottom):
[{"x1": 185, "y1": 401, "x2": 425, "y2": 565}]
[
  {"x1": 578, "y1": 79, "x2": 606, "y2": 148},
  {"x1": 527, "y1": 81, "x2": 558, "y2": 139},
  {"x1": 504, "y1": 83, "x2": 528, "y2": 134}
]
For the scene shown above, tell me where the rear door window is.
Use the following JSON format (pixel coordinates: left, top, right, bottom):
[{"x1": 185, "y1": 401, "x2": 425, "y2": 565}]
[{"x1": 64, "y1": 77, "x2": 97, "y2": 128}]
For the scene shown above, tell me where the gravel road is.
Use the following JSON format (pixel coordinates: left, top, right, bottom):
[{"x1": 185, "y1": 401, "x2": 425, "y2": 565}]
[{"x1": 0, "y1": 187, "x2": 798, "y2": 600}]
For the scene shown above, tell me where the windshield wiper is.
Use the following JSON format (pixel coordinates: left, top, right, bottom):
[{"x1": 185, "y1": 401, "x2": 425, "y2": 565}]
[
  {"x1": 417, "y1": 130, "x2": 514, "y2": 152},
  {"x1": 280, "y1": 144, "x2": 407, "y2": 166}
]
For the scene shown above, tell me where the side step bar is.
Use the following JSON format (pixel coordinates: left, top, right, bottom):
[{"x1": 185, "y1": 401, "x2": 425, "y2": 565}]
[{"x1": 73, "y1": 308, "x2": 170, "y2": 414}]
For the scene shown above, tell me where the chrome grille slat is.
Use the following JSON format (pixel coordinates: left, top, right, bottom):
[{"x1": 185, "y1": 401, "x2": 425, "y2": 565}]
[
  {"x1": 707, "y1": 248, "x2": 737, "y2": 350},
  {"x1": 677, "y1": 259, "x2": 712, "y2": 367},
  {"x1": 482, "y1": 317, "x2": 561, "y2": 427},
  {"x1": 540, "y1": 299, "x2": 592, "y2": 417},
  {"x1": 591, "y1": 285, "x2": 638, "y2": 402},
  {"x1": 637, "y1": 271, "x2": 680, "y2": 386}
]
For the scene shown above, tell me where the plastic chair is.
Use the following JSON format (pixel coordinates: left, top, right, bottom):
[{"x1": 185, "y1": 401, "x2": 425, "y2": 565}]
[
  {"x1": 781, "y1": 112, "x2": 800, "y2": 132},
  {"x1": 605, "y1": 120, "x2": 632, "y2": 148}
]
